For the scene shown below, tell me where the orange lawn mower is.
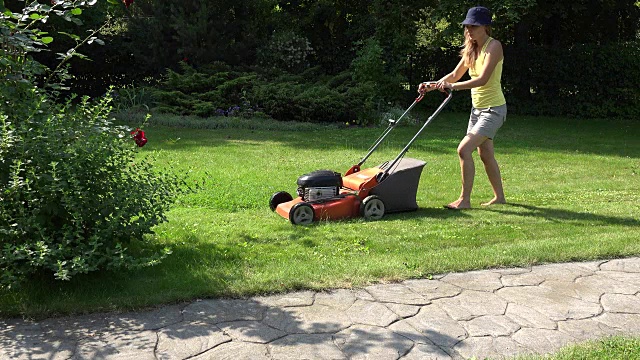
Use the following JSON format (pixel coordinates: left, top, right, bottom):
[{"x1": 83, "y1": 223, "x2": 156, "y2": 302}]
[{"x1": 270, "y1": 84, "x2": 452, "y2": 225}]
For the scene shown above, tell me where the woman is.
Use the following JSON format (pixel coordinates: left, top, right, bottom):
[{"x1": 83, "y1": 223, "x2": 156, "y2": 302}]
[{"x1": 419, "y1": 6, "x2": 507, "y2": 210}]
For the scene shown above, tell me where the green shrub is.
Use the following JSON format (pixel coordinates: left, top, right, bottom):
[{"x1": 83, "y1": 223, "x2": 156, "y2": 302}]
[
  {"x1": 113, "y1": 83, "x2": 157, "y2": 112},
  {"x1": 0, "y1": 0, "x2": 192, "y2": 288},
  {"x1": 154, "y1": 62, "x2": 258, "y2": 117},
  {"x1": 116, "y1": 111, "x2": 333, "y2": 132},
  {"x1": 0, "y1": 95, "x2": 190, "y2": 287},
  {"x1": 153, "y1": 63, "x2": 395, "y2": 124},
  {"x1": 252, "y1": 77, "x2": 358, "y2": 123}
]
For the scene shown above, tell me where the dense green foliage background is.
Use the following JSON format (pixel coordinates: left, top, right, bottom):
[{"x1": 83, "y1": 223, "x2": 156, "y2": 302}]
[{"x1": 5, "y1": 0, "x2": 637, "y2": 119}]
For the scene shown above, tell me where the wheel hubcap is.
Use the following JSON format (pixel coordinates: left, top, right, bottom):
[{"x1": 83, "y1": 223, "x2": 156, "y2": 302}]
[
  {"x1": 365, "y1": 200, "x2": 384, "y2": 219},
  {"x1": 294, "y1": 207, "x2": 313, "y2": 224}
]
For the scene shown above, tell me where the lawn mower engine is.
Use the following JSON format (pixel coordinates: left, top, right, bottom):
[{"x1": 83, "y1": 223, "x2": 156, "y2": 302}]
[{"x1": 296, "y1": 170, "x2": 342, "y2": 202}]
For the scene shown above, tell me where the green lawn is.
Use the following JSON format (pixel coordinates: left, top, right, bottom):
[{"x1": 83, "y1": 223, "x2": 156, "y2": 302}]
[
  {"x1": 517, "y1": 336, "x2": 640, "y2": 360},
  {"x1": 0, "y1": 111, "x2": 638, "y2": 318}
]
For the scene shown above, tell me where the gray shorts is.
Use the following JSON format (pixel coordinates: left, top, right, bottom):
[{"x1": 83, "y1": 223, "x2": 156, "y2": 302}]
[{"x1": 467, "y1": 104, "x2": 507, "y2": 139}]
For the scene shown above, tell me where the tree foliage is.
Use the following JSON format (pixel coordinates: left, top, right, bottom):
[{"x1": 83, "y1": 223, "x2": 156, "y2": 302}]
[{"x1": 7, "y1": 0, "x2": 640, "y2": 118}]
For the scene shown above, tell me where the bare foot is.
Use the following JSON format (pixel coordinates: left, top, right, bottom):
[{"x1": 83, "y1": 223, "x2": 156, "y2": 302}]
[
  {"x1": 444, "y1": 199, "x2": 471, "y2": 210},
  {"x1": 481, "y1": 197, "x2": 506, "y2": 206}
]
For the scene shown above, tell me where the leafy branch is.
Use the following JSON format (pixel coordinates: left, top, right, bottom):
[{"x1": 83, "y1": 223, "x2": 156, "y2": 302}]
[{"x1": 44, "y1": 19, "x2": 108, "y2": 89}]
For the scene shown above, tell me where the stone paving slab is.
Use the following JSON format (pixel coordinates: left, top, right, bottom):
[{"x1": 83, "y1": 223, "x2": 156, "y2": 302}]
[
  {"x1": 75, "y1": 330, "x2": 158, "y2": 360},
  {"x1": 155, "y1": 321, "x2": 231, "y2": 359},
  {"x1": 454, "y1": 335, "x2": 531, "y2": 360},
  {"x1": 1, "y1": 257, "x2": 640, "y2": 360}
]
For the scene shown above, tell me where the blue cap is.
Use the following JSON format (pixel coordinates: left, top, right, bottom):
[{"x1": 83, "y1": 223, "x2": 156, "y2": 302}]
[{"x1": 461, "y1": 6, "x2": 492, "y2": 26}]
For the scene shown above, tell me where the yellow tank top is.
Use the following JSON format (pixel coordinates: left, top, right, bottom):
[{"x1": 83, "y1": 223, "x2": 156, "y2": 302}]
[{"x1": 469, "y1": 37, "x2": 506, "y2": 108}]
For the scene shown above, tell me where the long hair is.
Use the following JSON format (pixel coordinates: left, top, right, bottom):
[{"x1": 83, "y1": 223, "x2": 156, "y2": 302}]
[{"x1": 460, "y1": 26, "x2": 492, "y2": 68}]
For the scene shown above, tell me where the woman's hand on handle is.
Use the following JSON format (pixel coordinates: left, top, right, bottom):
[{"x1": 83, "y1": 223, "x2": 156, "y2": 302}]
[
  {"x1": 418, "y1": 81, "x2": 437, "y2": 95},
  {"x1": 436, "y1": 80, "x2": 454, "y2": 92}
]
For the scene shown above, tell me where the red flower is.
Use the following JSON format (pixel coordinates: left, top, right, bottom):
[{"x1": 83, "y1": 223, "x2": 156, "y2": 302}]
[
  {"x1": 131, "y1": 128, "x2": 147, "y2": 147},
  {"x1": 123, "y1": 0, "x2": 134, "y2": 8}
]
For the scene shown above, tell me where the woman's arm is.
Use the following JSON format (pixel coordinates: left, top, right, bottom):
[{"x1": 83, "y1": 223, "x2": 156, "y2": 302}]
[
  {"x1": 442, "y1": 40, "x2": 503, "y2": 91},
  {"x1": 420, "y1": 58, "x2": 468, "y2": 94}
]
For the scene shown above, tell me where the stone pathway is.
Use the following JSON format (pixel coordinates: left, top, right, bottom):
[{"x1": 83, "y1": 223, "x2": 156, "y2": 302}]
[{"x1": 1, "y1": 257, "x2": 640, "y2": 359}]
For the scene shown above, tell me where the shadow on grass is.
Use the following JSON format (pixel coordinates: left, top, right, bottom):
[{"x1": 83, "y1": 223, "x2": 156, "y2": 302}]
[
  {"x1": 0, "y1": 237, "x2": 249, "y2": 319},
  {"x1": 483, "y1": 203, "x2": 639, "y2": 227},
  {"x1": 379, "y1": 207, "x2": 473, "y2": 222},
  {"x1": 142, "y1": 113, "x2": 640, "y2": 159},
  {"x1": 378, "y1": 203, "x2": 639, "y2": 228},
  {"x1": 144, "y1": 122, "x2": 460, "y2": 157}
]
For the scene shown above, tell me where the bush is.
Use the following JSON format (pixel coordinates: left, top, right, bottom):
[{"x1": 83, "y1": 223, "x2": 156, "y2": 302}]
[
  {"x1": 154, "y1": 62, "x2": 258, "y2": 117},
  {"x1": 0, "y1": 95, "x2": 190, "y2": 287},
  {"x1": 153, "y1": 63, "x2": 400, "y2": 125},
  {"x1": 252, "y1": 76, "x2": 358, "y2": 123},
  {"x1": 0, "y1": 0, "x2": 192, "y2": 288},
  {"x1": 112, "y1": 83, "x2": 157, "y2": 112},
  {"x1": 116, "y1": 111, "x2": 334, "y2": 132}
]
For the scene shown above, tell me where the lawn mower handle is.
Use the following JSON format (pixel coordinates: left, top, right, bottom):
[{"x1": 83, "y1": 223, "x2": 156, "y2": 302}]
[
  {"x1": 379, "y1": 88, "x2": 453, "y2": 180},
  {"x1": 345, "y1": 85, "x2": 436, "y2": 175}
]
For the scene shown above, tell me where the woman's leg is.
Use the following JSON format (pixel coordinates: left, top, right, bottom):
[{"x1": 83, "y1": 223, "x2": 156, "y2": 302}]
[
  {"x1": 446, "y1": 133, "x2": 489, "y2": 209},
  {"x1": 478, "y1": 139, "x2": 506, "y2": 205}
]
